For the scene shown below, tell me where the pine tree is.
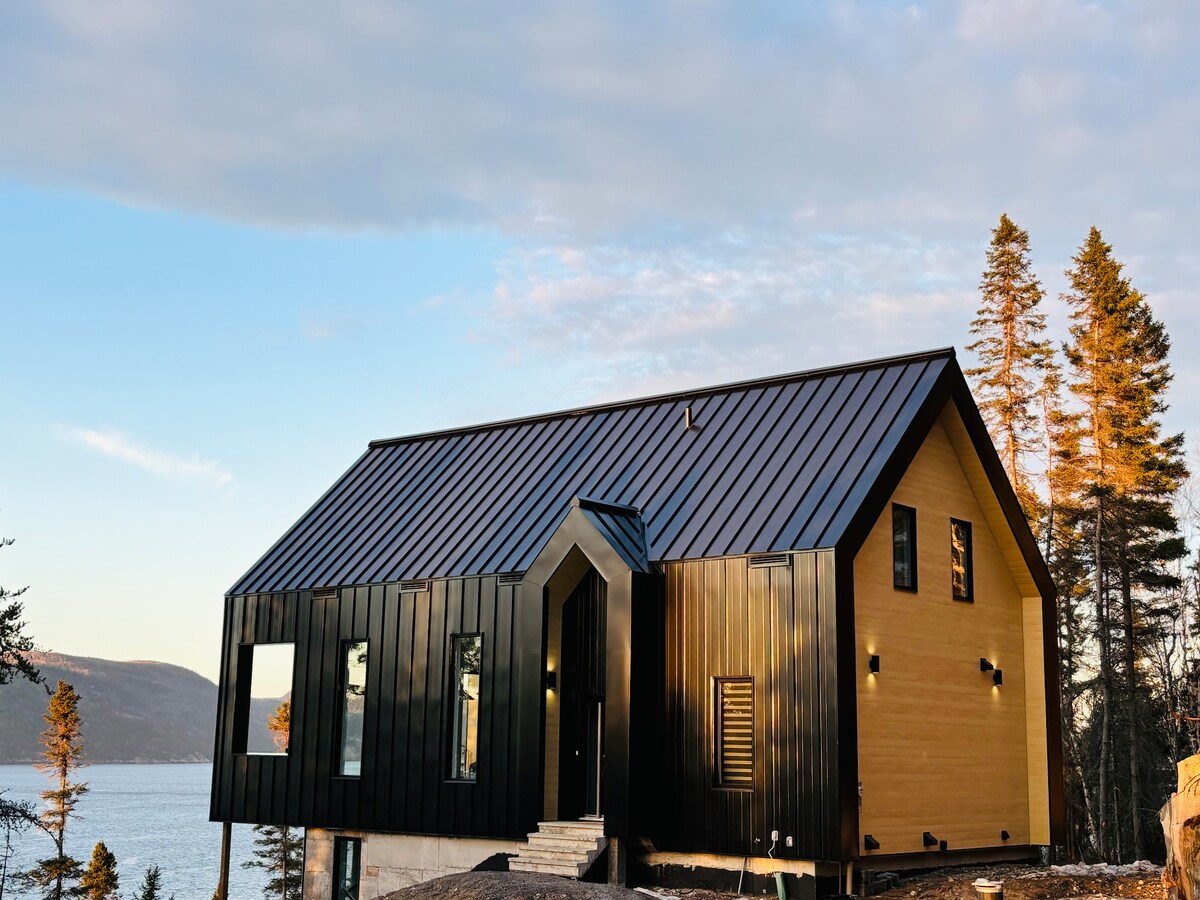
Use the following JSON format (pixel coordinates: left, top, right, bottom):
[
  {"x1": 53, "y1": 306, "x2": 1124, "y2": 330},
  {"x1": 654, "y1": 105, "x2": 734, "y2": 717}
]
[
  {"x1": 243, "y1": 700, "x2": 302, "y2": 900},
  {"x1": 1062, "y1": 227, "x2": 1188, "y2": 860},
  {"x1": 966, "y1": 213, "x2": 1052, "y2": 522},
  {"x1": 0, "y1": 530, "x2": 40, "y2": 688},
  {"x1": 79, "y1": 843, "x2": 118, "y2": 900},
  {"x1": 24, "y1": 680, "x2": 88, "y2": 900},
  {"x1": 133, "y1": 865, "x2": 163, "y2": 900}
]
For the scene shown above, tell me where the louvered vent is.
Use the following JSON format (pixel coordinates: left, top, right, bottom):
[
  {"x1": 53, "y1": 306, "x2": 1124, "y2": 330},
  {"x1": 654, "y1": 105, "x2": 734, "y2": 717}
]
[
  {"x1": 749, "y1": 553, "x2": 790, "y2": 568},
  {"x1": 400, "y1": 579, "x2": 431, "y2": 593},
  {"x1": 497, "y1": 572, "x2": 525, "y2": 585},
  {"x1": 312, "y1": 588, "x2": 336, "y2": 601},
  {"x1": 716, "y1": 678, "x2": 754, "y2": 788}
]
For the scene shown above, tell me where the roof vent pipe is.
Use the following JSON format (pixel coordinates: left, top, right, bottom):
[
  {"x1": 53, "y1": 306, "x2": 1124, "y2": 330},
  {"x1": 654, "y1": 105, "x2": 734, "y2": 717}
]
[{"x1": 683, "y1": 406, "x2": 693, "y2": 430}]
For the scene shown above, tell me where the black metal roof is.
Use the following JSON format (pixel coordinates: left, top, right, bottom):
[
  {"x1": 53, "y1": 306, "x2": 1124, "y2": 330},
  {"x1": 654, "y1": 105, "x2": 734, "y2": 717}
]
[{"x1": 231, "y1": 348, "x2": 975, "y2": 594}]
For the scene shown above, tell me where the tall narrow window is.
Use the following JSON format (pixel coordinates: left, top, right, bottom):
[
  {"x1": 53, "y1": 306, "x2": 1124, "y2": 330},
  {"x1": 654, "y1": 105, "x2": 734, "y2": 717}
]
[
  {"x1": 892, "y1": 504, "x2": 917, "y2": 591},
  {"x1": 951, "y1": 518, "x2": 973, "y2": 602},
  {"x1": 338, "y1": 640, "x2": 368, "y2": 776},
  {"x1": 450, "y1": 634, "x2": 482, "y2": 781},
  {"x1": 715, "y1": 677, "x2": 754, "y2": 789},
  {"x1": 333, "y1": 836, "x2": 361, "y2": 900}
]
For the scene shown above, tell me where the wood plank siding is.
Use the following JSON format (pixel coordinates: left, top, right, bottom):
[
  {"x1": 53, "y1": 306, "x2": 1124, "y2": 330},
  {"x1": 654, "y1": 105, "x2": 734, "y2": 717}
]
[
  {"x1": 647, "y1": 551, "x2": 839, "y2": 862},
  {"x1": 210, "y1": 578, "x2": 525, "y2": 839},
  {"x1": 853, "y1": 406, "x2": 1050, "y2": 857}
]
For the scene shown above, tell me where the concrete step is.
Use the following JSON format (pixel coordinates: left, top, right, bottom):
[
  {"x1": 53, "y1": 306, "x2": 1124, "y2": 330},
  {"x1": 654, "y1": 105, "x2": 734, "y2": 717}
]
[
  {"x1": 518, "y1": 845, "x2": 601, "y2": 863},
  {"x1": 524, "y1": 832, "x2": 606, "y2": 850},
  {"x1": 536, "y1": 820, "x2": 605, "y2": 836},
  {"x1": 509, "y1": 858, "x2": 588, "y2": 878}
]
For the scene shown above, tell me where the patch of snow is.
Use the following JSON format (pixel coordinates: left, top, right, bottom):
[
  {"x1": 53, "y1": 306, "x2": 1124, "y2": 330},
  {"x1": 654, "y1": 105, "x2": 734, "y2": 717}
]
[{"x1": 1019, "y1": 860, "x2": 1163, "y2": 878}]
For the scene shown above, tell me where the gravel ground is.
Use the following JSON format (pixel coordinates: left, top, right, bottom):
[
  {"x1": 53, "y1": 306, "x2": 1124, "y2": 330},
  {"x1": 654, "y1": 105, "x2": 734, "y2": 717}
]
[
  {"x1": 871, "y1": 862, "x2": 1166, "y2": 900},
  {"x1": 378, "y1": 871, "x2": 646, "y2": 900}
]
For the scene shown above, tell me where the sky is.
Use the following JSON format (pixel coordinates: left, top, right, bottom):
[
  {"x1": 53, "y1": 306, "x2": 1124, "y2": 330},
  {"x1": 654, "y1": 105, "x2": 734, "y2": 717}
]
[{"x1": 2, "y1": 1, "x2": 1199, "y2": 696}]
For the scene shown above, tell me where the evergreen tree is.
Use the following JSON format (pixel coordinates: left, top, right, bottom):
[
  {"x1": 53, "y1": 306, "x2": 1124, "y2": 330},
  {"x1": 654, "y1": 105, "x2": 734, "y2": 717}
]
[
  {"x1": 1062, "y1": 226, "x2": 1188, "y2": 860},
  {"x1": 25, "y1": 680, "x2": 88, "y2": 900},
  {"x1": 133, "y1": 865, "x2": 162, "y2": 900},
  {"x1": 0, "y1": 530, "x2": 40, "y2": 688},
  {"x1": 966, "y1": 213, "x2": 1052, "y2": 521},
  {"x1": 79, "y1": 843, "x2": 118, "y2": 900},
  {"x1": 243, "y1": 700, "x2": 302, "y2": 900}
]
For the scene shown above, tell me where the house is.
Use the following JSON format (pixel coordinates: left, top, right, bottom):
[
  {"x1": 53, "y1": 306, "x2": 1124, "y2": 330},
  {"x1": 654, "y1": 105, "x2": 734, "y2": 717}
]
[{"x1": 209, "y1": 347, "x2": 1064, "y2": 900}]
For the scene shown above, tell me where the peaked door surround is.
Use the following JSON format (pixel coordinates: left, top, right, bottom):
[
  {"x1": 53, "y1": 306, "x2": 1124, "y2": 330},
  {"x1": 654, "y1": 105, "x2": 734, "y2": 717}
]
[{"x1": 517, "y1": 497, "x2": 661, "y2": 883}]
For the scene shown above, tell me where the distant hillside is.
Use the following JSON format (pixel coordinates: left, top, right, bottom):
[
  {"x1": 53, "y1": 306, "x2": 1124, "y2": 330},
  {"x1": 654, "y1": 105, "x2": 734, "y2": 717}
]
[{"x1": 0, "y1": 652, "x2": 281, "y2": 763}]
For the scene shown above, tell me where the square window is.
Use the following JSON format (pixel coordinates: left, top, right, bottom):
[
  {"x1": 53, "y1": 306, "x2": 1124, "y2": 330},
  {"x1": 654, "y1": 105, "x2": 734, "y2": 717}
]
[
  {"x1": 892, "y1": 504, "x2": 917, "y2": 591},
  {"x1": 951, "y1": 518, "x2": 973, "y2": 602}
]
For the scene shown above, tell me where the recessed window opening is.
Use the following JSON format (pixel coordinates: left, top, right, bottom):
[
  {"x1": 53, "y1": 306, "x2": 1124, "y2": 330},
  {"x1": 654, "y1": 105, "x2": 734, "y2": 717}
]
[
  {"x1": 715, "y1": 677, "x2": 754, "y2": 789},
  {"x1": 892, "y1": 504, "x2": 917, "y2": 591},
  {"x1": 338, "y1": 641, "x2": 369, "y2": 776},
  {"x1": 235, "y1": 642, "x2": 295, "y2": 755},
  {"x1": 450, "y1": 634, "x2": 482, "y2": 781},
  {"x1": 333, "y1": 836, "x2": 361, "y2": 900},
  {"x1": 951, "y1": 518, "x2": 973, "y2": 602}
]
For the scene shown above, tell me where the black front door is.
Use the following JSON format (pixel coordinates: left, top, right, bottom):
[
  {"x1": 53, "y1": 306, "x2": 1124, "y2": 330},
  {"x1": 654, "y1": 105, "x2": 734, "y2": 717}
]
[{"x1": 558, "y1": 570, "x2": 606, "y2": 820}]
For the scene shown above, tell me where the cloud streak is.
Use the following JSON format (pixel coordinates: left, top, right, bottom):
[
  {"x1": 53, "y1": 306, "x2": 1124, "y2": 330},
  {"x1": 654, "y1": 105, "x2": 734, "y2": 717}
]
[{"x1": 66, "y1": 427, "x2": 234, "y2": 487}]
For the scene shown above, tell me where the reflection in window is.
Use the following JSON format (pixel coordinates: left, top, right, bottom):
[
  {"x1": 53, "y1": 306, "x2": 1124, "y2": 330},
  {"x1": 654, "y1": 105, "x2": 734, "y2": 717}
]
[
  {"x1": 450, "y1": 634, "x2": 482, "y2": 781},
  {"x1": 951, "y1": 519, "x2": 973, "y2": 602},
  {"x1": 892, "y1": 504, "x2": 917, "y2": 591},
  {"x1": 235, "y1": 642, "x2": 295, "y2": 755},
  {"x1": 333, "y1": 836, "x2": 360, "y2": 900},
  {"x1": 339, "y1": 641, "x2": 368, "y2": 776}
]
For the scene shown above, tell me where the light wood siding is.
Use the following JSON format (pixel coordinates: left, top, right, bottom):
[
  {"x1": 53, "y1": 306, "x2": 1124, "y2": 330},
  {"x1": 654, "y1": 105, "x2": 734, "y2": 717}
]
[{"x1": 854, "y1": 405, "x2": 1048, "y2": 856}]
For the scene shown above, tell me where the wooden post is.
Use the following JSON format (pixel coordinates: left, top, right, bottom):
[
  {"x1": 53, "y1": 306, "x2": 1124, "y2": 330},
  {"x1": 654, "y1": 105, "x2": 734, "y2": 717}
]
[
  {"x1": 1161, "y1": 754, "x2": 1200, "y2": 900},
  {"x1": 607, "y1": 836, "x2": 627, "y2": 885},
  {"x1": 218, "y1": 822, "x2": 232, "y2": 900}
]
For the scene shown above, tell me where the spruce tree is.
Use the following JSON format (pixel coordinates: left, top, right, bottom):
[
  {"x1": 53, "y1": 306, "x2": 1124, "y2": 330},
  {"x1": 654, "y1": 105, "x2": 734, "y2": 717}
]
[
  {"x1": 25, "y1": 680, "x2": 88, "y2": 900},
  {"x1": 133, "y1": 865, "x2": 162, "y2": 900},
  {"x1": 966, "y1": 213, "x2": 1051, "y2": 522},
  {"x1": 1062, "y1": 226, "x2": 1188, "y2": 860},
  {"x1": 79, "y1": 843, "x2": 118, "y2": 900},
  {"x1": 0, "y1": 531, "x2": 40, "y2": 688}
]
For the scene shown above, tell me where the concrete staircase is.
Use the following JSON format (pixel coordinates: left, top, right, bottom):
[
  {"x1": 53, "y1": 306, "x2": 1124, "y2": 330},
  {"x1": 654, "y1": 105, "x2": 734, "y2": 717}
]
[{"x1": 509, "y1": 820, "x2": 607, "y2": 878}]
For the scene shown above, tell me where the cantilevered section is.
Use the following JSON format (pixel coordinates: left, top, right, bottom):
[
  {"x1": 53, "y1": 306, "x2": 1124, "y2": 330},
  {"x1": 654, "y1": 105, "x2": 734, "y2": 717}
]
[{"x1": 229, "y1": 348, "x2": 1028, "y2": 595}]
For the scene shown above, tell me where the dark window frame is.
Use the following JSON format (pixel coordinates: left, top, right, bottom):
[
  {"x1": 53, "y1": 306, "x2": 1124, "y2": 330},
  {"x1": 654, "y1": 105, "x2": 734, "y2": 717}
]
[
  {"x1": 950, "y1": 518, "x2": 974, "y2": 602},
  {"x1": 333, "y1": 836, "x2": 361, "y2": 900},
  {"x1": 892, "y1": 503, "x2": 918, "y2": 592},
  {"x1": 447, "y1": 632, "x2": 484, "y2": 784},
  {"x1": 713, "y1": 676, "x2": 755, "y2": 791},
  {"x1": 335, "y1": 638, "x2": 369, "y2": 779},
  {"x1": 232, "y1": 641, "x2": 296, "y2": 756}
]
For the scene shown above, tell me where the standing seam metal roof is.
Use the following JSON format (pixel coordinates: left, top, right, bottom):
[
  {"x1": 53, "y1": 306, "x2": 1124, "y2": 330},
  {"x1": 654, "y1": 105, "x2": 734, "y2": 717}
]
[{"x1": 230, "y1": 348, "x2": 957, "y2": 595}]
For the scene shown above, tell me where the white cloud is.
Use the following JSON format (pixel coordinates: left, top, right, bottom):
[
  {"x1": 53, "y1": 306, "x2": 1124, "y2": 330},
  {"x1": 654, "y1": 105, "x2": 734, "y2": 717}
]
[{"x1": 65, "y1": 427, "x2": 234, "y2": 487}]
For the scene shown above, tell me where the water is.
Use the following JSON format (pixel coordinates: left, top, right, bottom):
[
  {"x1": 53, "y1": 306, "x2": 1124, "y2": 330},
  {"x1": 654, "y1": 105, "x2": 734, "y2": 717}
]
[{"x1": 0, "y1": 764, "x2": 270, "y2": 900}]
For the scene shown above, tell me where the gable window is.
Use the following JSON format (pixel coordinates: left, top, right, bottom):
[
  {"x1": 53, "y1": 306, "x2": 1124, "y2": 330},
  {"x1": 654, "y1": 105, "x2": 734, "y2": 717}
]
[
  {"x1": 951, "y1": 518, "x2": 973, "y2": 602},
  {"x1": 333, "y1": 836, "x2": 361, "y2": 900},
  {"x1": 450, "y1": 634, "x2": 482, "y2": 781},
  {"x1": 338, "y1": 640, "x2": 368, "y2": 776},
  {"x1": 892, "y1": 504, "x2": 917, "y2": 591},
  {"x1": 233, "y1": 642, "x2": 295, "y2": 755},
  {"x1": 715, "y1": 677, "x2": 754, "y2": 789}
]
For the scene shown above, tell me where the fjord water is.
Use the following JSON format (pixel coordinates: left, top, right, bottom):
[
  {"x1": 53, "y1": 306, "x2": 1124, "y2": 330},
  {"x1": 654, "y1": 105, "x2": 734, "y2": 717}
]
[{"x1": 0, "y1": 764, "x2": 268, "y2": 900}]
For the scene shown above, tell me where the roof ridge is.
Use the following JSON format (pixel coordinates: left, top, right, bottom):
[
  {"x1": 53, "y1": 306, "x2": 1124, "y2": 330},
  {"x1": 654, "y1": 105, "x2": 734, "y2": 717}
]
[{"x1": 368, "y1": 347, "x2": 956, "y2": 449}]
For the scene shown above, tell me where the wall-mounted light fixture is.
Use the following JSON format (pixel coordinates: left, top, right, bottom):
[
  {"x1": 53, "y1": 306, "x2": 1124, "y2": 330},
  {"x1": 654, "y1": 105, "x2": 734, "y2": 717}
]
[
  {"x1": 993, "y1": 669, "x2": 1003, "y2": 687},
  {"x1": 979, "y1": 657, "x2": 994, "y2": 672},
  {"x1": 869, "y1": 654, "x2": 881, "y2": 674},
  {"x1": 864, "y1": 835, "x2": 880, "y2": 851},
  {"x1": 546, "y1": 671, "x2": 558, "y2": 692},
  {"x1": 922, "y1": 832, "x2": 938, "y2": 848},
  {"x1": 1000, "y1": 830, "x2": 1010, "y2": 842}
]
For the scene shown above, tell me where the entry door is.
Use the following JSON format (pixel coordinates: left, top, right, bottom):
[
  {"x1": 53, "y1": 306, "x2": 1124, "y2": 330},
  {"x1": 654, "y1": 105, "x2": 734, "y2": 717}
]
[{"x1": 558, "y1": 571, "x2": 606, "y2": 820}]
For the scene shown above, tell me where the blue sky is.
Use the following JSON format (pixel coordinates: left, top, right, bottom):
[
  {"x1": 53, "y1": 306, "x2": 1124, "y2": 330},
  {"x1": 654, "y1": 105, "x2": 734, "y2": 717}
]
[{"x1": 2, "y1": 1, "x2": 1199, "y2": 694}]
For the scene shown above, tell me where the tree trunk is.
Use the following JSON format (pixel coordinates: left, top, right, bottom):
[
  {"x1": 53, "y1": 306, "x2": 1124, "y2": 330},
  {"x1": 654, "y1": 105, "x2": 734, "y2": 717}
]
[
  {"x1": 1097, "y1": 498, "x2": 1112, "y2": 860},
  {"x1": 1123, "y1": 560, "x2": 1145, "y2": 860}
]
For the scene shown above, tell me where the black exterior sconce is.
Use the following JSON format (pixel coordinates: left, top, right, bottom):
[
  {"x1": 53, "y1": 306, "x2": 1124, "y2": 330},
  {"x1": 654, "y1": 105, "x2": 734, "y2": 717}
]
[
  {"x1": 545, "y1": 671, "x2": 558, "y2": 691},
  {"x1": 1001, "y1": 830, "x2": 1010, "y2": 841},
  {"x1": 922, "y1": 831, "x2": 938, "y2": 848},
  {"x1": 993, "y1": 669, "x2": 1003, "y2": 687},
  {"x1": 979, "y1": 657, "x2": 994, "y2": 672},
  {"x1": 869, "y1": 654, "x2": 881, "y2": 674},
  {"x1": 864, "y1": 835, "x2": 880, "y2": 851}
]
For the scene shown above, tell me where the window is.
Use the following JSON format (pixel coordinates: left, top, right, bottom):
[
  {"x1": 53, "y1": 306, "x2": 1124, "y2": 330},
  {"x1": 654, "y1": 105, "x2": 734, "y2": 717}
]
[
  {"x1": 233, "y1": 643, "x2": 294, "y2": 755},
  {"x1": 951, "y1": 518, "x2": 973, "y2": 602},
  {"x1": 449, "y1": 634, "x2": 482, "y2": 781},
  {"x1": 892, "y1": 504, "x2": 917, "y2": 591},
  {"x1": 338, "y1": 641, "x2": 368, "y2": 776},
  {"x1": 715, "y1": 677, "x2": 754, "y2": 789},
  {"x1": 333, "y1": 837, "x2": 361, "y2": 900}
]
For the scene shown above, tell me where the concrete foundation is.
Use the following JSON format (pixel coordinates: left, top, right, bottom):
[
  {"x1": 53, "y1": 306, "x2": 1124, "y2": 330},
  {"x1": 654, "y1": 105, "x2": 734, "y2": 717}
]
[{"x1": 303, "y1": 829, "x2": 523, "y2": 900}]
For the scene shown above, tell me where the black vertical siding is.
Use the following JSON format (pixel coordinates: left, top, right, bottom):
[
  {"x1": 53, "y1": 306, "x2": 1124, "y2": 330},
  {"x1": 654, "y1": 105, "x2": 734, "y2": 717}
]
[
  {"x1": 646, "y1": 550, "x2": 838, "y2": 862},
  {"x1": 210, "y1": 577, "x2": 528, "y2": 839}
]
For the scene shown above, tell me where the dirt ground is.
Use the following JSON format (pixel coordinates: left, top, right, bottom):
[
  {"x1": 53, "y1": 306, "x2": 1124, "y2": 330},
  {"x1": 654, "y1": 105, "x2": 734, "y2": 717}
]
[{"x1": 379, "y1": 864, "x2": 1168, "y2": 900}]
